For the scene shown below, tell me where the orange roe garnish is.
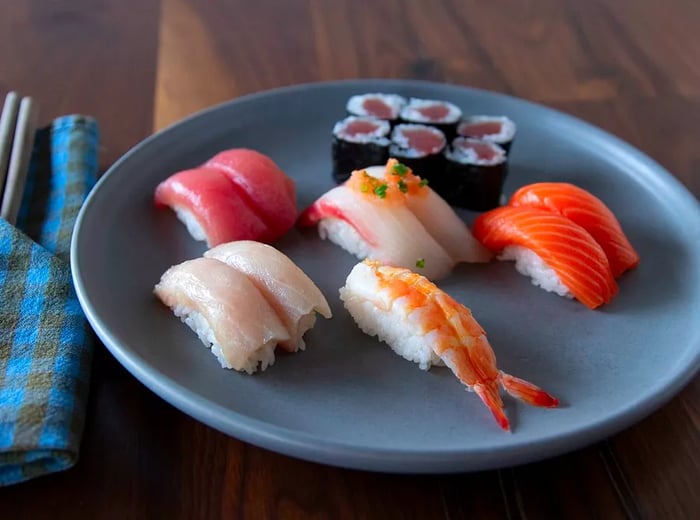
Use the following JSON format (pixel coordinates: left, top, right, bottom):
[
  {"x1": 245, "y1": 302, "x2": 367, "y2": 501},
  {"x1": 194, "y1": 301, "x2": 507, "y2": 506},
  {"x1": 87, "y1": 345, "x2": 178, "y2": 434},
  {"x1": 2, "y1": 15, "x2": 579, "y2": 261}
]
[{"x1": 345, "y1": 159, "x2": 429, "y2": 202}]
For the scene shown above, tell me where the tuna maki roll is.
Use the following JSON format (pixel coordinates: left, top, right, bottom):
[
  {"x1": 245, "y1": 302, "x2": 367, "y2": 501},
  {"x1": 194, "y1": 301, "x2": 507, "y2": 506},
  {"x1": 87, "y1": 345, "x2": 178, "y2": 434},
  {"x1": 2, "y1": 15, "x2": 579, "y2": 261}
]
[
  {"x1": 400, "y1": 98, "x2": 462, "y2": 139},
  {"x1": 442, "y1": 137, "x2": 508, "y2": 211},
  {"x1": 346, "y1": 93, "x2": 406, "y2": 124},
  {"x1": 332, "y1": 116, "x2": 391, "y2": 183},
  {"x1": 457, "y1": 116, "x2": 516, "y2": 154},
  {"x1": 389, "y1": 124, "x2": 446, "y2": 182}
]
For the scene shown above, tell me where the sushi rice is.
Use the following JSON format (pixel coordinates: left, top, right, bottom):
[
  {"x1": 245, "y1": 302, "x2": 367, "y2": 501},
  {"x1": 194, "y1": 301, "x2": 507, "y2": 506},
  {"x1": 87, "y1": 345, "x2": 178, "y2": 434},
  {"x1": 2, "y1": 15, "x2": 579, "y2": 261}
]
[
  {"x1": 318, "y1": 218, "x2": 373, "y2": 260},
  {"x1": 499, "y1": 245, "x2": 573, "y2": 299},
  {"x1": 172, "y1": 304, "x2": 276, "y2": 374},
  {"x1": 339, "y1": 262, "x2": 444, "y2": 370},
  {"x1": 174, "y1": 206, "x2": 208, "y2": 244}
]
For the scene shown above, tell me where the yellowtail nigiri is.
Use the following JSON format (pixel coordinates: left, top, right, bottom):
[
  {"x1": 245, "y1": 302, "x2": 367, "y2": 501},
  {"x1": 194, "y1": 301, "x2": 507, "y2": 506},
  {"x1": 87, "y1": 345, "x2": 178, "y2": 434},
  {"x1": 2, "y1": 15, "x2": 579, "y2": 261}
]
[
  {"x1": 204, "y1": 241, "x2": 332, "y2": 352},
  {"x1": 364, "y1": 160, "x2": 492, "y2": 263},
  {"x1": 298, "y1": 168, "x2": 456, "y2": 280},
  {"x1": 154, "y1": 257, "x2": 290, "y2": 373}
]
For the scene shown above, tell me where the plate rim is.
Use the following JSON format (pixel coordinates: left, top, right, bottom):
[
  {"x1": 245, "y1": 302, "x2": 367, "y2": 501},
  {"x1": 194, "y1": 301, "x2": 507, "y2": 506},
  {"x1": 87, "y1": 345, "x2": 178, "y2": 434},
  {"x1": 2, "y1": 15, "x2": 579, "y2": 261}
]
[{"x1": 71, "y1": 78, "x2": 700, "y2": 473}]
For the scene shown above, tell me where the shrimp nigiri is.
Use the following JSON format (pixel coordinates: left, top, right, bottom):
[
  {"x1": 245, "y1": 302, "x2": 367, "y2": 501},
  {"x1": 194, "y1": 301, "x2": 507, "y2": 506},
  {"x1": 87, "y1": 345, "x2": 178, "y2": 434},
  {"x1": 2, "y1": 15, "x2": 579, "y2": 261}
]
[
  {"x1": 473, "y1": 206, "x2": 618, "y2": 309},
  {"x1": 339, "y1": 260, "x2": 559, "y2": 431},
  {"x1": 508, "y1": 182, "x2": 639, "y2": 277}
]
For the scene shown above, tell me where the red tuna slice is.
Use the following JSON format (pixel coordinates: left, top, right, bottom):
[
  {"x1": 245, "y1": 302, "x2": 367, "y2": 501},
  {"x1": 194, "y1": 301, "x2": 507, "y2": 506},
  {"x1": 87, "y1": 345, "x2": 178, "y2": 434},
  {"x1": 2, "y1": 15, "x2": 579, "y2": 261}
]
[
  {"x1": 341, "y1": 118, "x2": 385, "y2": 138},
  {"x1": 416, "y1": 104, "x2": 450, "y2": 121},
  {"x1": 154, "y1": 167, "x2": 270, "y2": 247},
  {"x1": 392, "y1": 125, "x2": 446, "y2": 156},
  {"x1": 362, "y1": 97, "x2": 393, "y2": 119},
  {"x1": 450, "y1": 137, "x2": 506, "y2": 164},
  {"x1": 459, "y1": 121, "x2": 503, "y2": 138},
  {"x1": 205, "y1": 149, "x2": 297, "y2": 241}
]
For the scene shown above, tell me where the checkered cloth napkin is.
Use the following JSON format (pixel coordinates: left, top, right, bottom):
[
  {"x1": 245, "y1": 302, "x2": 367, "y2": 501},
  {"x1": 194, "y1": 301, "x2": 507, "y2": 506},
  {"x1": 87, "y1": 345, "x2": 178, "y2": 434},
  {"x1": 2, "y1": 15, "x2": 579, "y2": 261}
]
[{"x1": 0, "y1": 115, "x2": 98, "y2": 486}]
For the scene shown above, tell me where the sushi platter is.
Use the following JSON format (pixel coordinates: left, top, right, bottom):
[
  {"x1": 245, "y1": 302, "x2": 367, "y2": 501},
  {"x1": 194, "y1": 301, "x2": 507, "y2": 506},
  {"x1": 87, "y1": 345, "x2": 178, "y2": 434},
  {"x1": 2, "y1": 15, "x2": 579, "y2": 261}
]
[{"x1": 71, "y1": 80, "x2": 700, "y2": 473}]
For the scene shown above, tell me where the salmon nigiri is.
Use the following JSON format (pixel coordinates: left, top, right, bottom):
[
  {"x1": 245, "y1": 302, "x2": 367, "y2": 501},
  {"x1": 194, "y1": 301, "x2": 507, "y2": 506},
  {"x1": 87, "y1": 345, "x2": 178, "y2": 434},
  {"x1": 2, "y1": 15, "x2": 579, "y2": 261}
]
[
  {"x1": 340, "y1": 260, "x2": 559, "y2": 431},
  {"x1": 509, "y1": 182, "x2": 639, "y2": 277},
  {"x1": 204, "y1": 241, "x2": 332, "y2": 352},
  {"x1": 473, "y1": 206, "x2": 618, "y2": 309}
]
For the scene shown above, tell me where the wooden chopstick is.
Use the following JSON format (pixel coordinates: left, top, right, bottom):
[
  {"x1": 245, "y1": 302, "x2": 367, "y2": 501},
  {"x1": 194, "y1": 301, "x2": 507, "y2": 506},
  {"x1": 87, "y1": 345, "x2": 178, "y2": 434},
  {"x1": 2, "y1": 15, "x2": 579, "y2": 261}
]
[
  {"x1": 0, "y1": 92, "x2": 20, "y2": 199},
  {"x1": 0, "y1": 95, "x2": 38, "y2": 225}
]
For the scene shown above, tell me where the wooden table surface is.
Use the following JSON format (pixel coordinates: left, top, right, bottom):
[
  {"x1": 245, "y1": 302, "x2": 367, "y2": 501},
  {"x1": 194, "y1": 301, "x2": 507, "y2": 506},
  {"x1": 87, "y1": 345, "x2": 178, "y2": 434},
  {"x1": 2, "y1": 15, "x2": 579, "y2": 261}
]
[{"x1": 1, "y1": 0, "x2": 699, "y2": 518}]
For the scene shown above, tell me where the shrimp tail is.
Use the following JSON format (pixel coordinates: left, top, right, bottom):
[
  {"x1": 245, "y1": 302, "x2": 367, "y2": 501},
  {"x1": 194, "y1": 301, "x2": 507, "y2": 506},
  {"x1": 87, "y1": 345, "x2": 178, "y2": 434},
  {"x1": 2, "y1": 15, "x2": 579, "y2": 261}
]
[
  {"x1": 499, "y1": 372, "x2": 559, "y2": 408},
  {"x1": 474, "y1": 382, "x2": 510, "y2": 431}
]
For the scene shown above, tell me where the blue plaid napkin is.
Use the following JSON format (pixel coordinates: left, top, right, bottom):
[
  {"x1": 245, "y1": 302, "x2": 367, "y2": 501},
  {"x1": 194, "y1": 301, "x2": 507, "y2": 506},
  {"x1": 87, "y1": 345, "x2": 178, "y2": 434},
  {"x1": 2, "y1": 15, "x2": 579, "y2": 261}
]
[{"x1": 0, "y1": 115, "x2": 98, "y2": 486}]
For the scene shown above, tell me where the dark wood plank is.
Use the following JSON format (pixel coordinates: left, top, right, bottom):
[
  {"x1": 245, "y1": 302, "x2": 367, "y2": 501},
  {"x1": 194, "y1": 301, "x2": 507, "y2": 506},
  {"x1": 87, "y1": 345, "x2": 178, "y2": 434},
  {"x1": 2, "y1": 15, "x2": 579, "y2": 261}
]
[
  {"x1": 512, "y1": 447, "x2": 633, "y2": 519},
  {"x1": 155, "y1": 0, "x2": 320, "y2": 129},
  {"x1": 0, "y1": 0, "x2": 161, "y2": 169},
  {"x1": 611, "y1": 379, "x2": 700, "y2": 518},
  {"x1": 599, "y1": 0, "x2": 700, "y2": 97}
]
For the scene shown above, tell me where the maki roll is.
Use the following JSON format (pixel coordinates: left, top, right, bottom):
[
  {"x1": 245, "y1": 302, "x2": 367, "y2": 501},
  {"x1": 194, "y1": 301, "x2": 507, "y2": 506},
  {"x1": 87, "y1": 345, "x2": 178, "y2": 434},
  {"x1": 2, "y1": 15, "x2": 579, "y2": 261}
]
[
  {"x1": 457, "y1": 116, "x2": 516, "y2": 154},
  {"x1": 346, "y1": 93, "x2": 406, "y2": 124},
  {"x1": 332, "y1": 116, "x2": 390, "y2": 183},
  {"x1": 442, "y1": 137, "x2": 508, "y2": 211},
  {"x1": 389, "y1": 124, "x2": 446, "y2": 182},
  {"x1": 399, "y1": 98, "x2": 462, "y2": 138}
]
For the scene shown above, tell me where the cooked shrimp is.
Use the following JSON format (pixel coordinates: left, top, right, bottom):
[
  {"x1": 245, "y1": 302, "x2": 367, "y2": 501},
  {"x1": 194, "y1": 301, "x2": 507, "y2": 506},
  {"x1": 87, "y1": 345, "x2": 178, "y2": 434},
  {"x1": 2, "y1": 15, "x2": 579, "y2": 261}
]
[{"x1": 340, "y1": 259, "x2": 559, "y2": 431}]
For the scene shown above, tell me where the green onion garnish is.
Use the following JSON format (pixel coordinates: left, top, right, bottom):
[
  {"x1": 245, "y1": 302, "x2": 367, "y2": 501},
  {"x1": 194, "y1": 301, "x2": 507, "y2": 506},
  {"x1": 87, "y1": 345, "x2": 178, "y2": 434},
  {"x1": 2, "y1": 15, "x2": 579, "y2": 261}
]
[
  {"x1": 374, "y1": 183, "x2": 388, "y2": 198},
  {"x1": 392, "y1": 163, "x2": 408, "y2": 177},
  {"x1": 419, "y1": 178, "x2": 429, "y2": 187},
  {"x1": 415, "y1": 258, "x2": 425, "y2": 269},
  {"x1": 397, "y1": 180, "x2": 408, "y2": 193}
]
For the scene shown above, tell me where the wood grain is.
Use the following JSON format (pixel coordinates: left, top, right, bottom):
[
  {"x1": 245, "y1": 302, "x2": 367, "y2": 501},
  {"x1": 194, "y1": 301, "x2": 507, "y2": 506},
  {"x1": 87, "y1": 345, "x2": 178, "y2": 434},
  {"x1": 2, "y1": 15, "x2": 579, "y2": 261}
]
[
  {"x1": 1, "y1": 0, "x2": 699, "y2": 518},
  {"x1": 0, "y1": 0, "x2": 161, "y2": 169}
]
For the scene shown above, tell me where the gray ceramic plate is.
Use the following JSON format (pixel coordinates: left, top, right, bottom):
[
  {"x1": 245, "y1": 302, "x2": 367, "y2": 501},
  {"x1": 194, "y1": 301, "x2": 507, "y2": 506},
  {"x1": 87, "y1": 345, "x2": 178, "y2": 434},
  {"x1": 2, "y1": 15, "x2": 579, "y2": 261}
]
[{"x1": 71, "y1": 80, "x2": 700, "y2": 473}]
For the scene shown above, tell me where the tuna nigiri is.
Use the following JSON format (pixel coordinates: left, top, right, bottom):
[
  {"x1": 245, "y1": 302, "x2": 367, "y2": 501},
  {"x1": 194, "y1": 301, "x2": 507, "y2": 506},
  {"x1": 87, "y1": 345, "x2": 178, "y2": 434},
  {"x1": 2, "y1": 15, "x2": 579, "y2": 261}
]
[
  {"x1": 154, "y1": 148, "x2": 297, "y2": 247},
  {"x1": 340, "y1": 260, "x2": 559, "y2": 431},
  {"x1": 154, "y1": 168, "x2": 269, "y2": 246},
  {"x1": 205, "y1": 149, "x2": 297, "y2": 240},
  {"x1": 473, "y1": 206, "x2": 618, "y2": 309},
  {"x1": 204, "y1": 241, "x2": 332, "y2": 352},
  {"x1": 154, "y1": 257, "x2": 290, "y2": 373},
  {"x1": 509, "y1": 182, "x2": 639, "y2": 277}
]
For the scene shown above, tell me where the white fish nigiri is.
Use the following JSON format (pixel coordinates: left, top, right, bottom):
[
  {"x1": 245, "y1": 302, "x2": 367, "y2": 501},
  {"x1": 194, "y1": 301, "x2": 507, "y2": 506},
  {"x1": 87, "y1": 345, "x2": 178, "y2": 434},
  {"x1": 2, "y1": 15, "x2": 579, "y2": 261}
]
[
  {"x1": 154, "y1": 257, "x2": 290, "y2": 373},
  {"x1": 364, "y1": 164, "x2": 491, "y2": 263},
  {"x1": 298, "y1": 180, "x2": 456, "y2": 280},
  {"x1": 204, "y1": 241, "x2": 332, "y2": 352}
]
